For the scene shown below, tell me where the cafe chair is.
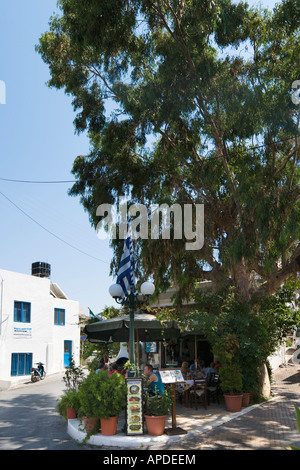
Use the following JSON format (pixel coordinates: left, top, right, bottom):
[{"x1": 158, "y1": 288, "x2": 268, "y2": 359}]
[
  {"x1": 207, "y1": 373, "x2": 221, "y2": 405},
  {"x1": 175, "y1": 383, "x2": 185, "y2": 404},
  {"x1": 189, "y1": 379, "x2": 208, "y2": 410}
]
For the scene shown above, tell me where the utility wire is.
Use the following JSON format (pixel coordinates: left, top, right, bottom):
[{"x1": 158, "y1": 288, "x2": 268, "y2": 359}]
[
  {"x1": 0, "y1": 190, "x2": 110, "y2": 265},
  {"x1": 0, "y1": 137, "x2": 297, "y2": 184},
  {"x1": 0, "y1": 177, "x2": 77, "y2": 184}
]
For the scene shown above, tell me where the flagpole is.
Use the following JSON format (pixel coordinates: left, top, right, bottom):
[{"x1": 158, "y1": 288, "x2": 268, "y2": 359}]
[
  {"x1": 109, "y1": 218, "x2": 154, "y2": 377},
  {"x1": 128, "y1": 285, "x2": 135, "y2": 371}
]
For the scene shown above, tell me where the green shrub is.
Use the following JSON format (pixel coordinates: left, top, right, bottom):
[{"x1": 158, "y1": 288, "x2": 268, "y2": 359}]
[
  {"x1": 57, "y1": 388, "x2": 81, "y2": 420},
  {"x1": 144, "y1": 388, "x2": 173, "y2": 416},
  {"x1": 78, "y1": 370, "x2": 127, "y2": 419},
  {"x1": 219, "y1": 364, "x2": 243, "y2": 394}
]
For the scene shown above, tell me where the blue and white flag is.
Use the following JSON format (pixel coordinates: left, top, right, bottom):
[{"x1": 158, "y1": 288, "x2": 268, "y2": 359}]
[{"x1": 116, "y1": 218, "x2": 136, "y2": 302}]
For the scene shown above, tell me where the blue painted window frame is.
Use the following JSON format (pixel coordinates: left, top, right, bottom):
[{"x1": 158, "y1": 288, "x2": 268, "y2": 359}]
[
  {"x1": 14, "y1": 301, "x2": 31, "y2": 323},
  {"x1": 54, "y1": 308, "x2": 65, "y2": 325},
  {"x1": 11, "y1": 353, "x2": 33, "y2": 376}
]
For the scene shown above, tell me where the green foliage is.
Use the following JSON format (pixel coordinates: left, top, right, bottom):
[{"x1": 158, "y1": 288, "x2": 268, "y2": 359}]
[
  {"x1": 82, "y1": 307, "x2": 122, "y2": 365},
  {"x1": 144, "y1": 388, "x2": 173, "y2": 416},
  {"x1": 62, "y1": 356, "x2": 85, "y2": 390},
  {"x1": 185, "y1": 280, "x2": 300, "y2": 394},
  {"x1": 219, "y1": 364, "x2": 243, "y2": 394},
  {"x1": 37, "y1": 0, "x2": 300, "y2": 306},
  {"x1": 78, "y1": 370, "x2": 127, "y2": 419},
  {"x1": 290, "y1": 404, "x2": 300, "y2": 450},
  {"x1": 57, "y1": 388, "x2": 81, "y2": 420}
]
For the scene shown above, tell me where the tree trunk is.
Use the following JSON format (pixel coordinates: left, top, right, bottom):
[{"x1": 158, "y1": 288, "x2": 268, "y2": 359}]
[
  {"x1": 258, "y1": 363, "x2": 271, "y2": 399},
  {"x1": 232, "y1": 259, "x2": 252, "y2": 302}
]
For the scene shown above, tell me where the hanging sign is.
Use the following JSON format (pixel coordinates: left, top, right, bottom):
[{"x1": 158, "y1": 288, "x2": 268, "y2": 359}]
[{"x1": 125, "y1": 377, "x2": 144, "y2": 435}]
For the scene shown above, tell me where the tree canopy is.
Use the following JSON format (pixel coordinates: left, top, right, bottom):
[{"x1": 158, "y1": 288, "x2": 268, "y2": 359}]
[{"x1": 37, "y1": 0, "x2": 300, "y2": 305}]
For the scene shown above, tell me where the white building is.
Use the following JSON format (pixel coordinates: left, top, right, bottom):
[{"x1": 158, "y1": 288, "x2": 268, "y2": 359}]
[{"x1": 0, "y1": 263, "x2": 80, "y2": 389}]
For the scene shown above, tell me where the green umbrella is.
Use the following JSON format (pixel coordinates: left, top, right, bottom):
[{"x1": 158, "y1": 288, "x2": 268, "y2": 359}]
[{"x1": 84, "y1": 312, "x2": 180, "y2": 343}]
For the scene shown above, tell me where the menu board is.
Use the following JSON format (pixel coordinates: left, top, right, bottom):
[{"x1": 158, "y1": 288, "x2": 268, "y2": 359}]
[
  {"x1": 160, "y1": 369, "x2": 184, "y2": 383},
  {"x1": 125, "y1": 378, "x2": 144, "y2": 436}
]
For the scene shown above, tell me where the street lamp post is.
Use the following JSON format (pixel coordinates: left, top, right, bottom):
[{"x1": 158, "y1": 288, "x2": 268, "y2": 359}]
[
  {"x1": 109, "y1": 281, "x2": 155, "y2": 375},
  {"x1": 128, "y1": 285, "x2": 135, "y2": 365}
]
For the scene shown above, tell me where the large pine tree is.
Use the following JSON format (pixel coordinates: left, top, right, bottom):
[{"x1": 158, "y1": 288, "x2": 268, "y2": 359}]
[{"x1": 37, "y1": 0, "x2": 300, "y2": 305}]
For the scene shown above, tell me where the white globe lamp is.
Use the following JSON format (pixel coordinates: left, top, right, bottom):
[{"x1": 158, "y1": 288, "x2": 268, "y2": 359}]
[
  {"x1": 109, "y1": 283, "x2": 123, "y2": 299},
  {"x1": 140, "y1": 281, "x2": 155, "y2": 296}
]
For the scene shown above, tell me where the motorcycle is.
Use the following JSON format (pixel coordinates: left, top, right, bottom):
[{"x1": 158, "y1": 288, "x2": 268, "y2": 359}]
[{"x1": 31, "y1": 362, "x2": 46, "y2": 382}]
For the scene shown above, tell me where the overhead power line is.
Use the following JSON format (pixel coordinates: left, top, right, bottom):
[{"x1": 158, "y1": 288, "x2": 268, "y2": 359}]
[
  {"x1": 0, "y1": 177, "x2": 77, "y2": 184},
  {"x1": 0, "y1": 137, "x2": 297, "y2": 185},
  {"x1": 0, "y1": 190, "x2": 110, "y2": 265}
]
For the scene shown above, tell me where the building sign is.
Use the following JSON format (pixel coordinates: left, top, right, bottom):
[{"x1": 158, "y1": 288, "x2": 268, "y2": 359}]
[
  {"x1": 13, "y1": 327, "x2": 32, "y2": 338},
  {"x1": 125, "y1": 378, "x2": 144, "y2": 435},
  {"x1": 145, "y1": 342, "x2": 157, "y2": 353}
]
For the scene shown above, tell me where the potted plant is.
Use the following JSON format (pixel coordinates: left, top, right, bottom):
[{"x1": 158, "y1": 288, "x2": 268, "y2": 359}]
[
  {"x1": 57, "y1": 388, "x2": 81, "y2": 420},
  {"x1": 78, "y1": 370, "x2": 127, "y2": 435},
  {"x1": 219, "y1": 364, "x2": 243, "y2": 412},
  {"x1": 77, "y1": 372, "x2": 101, "y2": 433},
  {"x1": 144, "y1": 389, "x2": 173, "y2": 436},
  {"x1": 62, "y1": 356, "x2": 85, "y2": 389}
]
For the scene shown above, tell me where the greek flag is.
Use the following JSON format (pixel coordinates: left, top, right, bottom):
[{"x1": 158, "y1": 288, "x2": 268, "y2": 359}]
[{"x1": 116, "y1": 218, "x2": 136, "y2": 302}]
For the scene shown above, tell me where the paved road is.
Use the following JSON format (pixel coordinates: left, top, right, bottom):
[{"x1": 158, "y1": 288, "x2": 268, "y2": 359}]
[
  {"x1": 1, "y1": 365, "x2": 299, "y2": 452},
  {"x1": 0, "y1": 373, "x2": 91, "y2": 450},
  {"x1": 146, "y1": 364, "x2": 300, "y2": 451}
]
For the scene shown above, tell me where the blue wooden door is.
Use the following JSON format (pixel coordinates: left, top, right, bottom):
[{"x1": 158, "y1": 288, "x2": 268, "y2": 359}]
[{"x1": 64, "y1": 340, "x2": 72, "y2": 368}]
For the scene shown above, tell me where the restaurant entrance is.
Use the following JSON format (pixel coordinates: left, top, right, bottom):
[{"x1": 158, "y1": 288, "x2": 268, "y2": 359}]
[{"x1": 161, "y1": 336, "x2": 214, "y2": 368}]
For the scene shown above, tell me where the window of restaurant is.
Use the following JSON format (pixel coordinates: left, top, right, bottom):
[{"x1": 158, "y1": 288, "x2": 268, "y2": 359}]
[{"x1": 161, "y1": 337, "x2": 214, "y2": 368}]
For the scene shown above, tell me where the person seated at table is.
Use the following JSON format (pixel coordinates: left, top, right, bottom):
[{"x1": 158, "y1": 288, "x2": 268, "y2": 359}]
[
  {"x1": 203, "y1": 362, "x2": 218, "y2": 381},
  {"x1": 180, "y1": 361, "x2": 190, "y2": 379},
  {"x1": 96, "y1": 358, "x2": 107, "y2": 373},
  {"x1": 143, "y1": 364, "x2": 165, "y2": 396},
  {"x1": 190, "y1": 359, "x2": 206, "y2": 378},
  {"x1": 108, "y1": 362, "x2": 121, "y2": 375}
]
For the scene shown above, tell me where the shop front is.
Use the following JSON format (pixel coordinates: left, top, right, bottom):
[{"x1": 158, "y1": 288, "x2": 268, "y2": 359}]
[{"x1": 144, "y1": 335, "x2": 214, "y2": 370}]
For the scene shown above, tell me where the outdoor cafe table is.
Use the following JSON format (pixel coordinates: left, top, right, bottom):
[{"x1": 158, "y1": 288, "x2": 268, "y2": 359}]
[
  {"x1": 175, "y1": 378, "x2": 206, "y2": 407},
  {"x1": 166, "y1": 378, "x2": 206, "y2": 435}
]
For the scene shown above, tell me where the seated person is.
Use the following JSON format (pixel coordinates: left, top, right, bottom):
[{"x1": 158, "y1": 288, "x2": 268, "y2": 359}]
[
  {"x1": 203, "y1": 362, "x2": 218, "y2": 381},
  {"x1": 108, "y1": 362, "x2": 122, "y2": 375},
  {"x1": 180, "y1": 361, "x2": 190, "y2": 379},
  {"x1": 190, "y1": 359, "x2": 206, "y2": 378},
  {"x1": 143, "y1": 363, "x2": 165, "y2": 396},
  {"x1": 204, "y1": 362, "x2": 218, "y2": 374},
  {"x1": 96, "y1": 359, "x2": 107, "y2": 373}
]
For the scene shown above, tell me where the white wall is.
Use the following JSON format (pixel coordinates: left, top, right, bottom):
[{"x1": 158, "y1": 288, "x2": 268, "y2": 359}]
[{"x1": 0, "y1": 268, "x2": 80, "y2": 389}]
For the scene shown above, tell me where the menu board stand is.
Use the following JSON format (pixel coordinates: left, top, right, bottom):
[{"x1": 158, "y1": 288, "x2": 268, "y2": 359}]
[
  {"x1": 160, "y1": 369, "x2": 188, "y2": 436},
  {"x1": 125, "y1": 377, "x2": 144, "y2": 436}
]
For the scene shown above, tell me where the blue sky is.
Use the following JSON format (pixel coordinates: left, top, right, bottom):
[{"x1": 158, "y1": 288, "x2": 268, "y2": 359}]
[{"x1": 0, "y1": 0, "x2": 279, "y2": 316}]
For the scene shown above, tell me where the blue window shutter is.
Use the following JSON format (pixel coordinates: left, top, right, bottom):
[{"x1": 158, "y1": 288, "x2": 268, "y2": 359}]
[
  {"x1": 19, "y1": 354, "x2": 25, "y2": 375},
  {"x1": 25, "y1": 353, "x2": 32, "y2": 375},
  {"x1": 11, "y1": 353, "x2": 18, "y2": 376},
  {"x1": 14, "y1": 302, "x2": 22, "y2": 322}
]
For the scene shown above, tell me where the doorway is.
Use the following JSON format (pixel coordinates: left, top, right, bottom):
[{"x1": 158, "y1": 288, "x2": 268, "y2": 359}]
[{"x1": 64, "y1": 340, "x2": 72, "y2": 368}]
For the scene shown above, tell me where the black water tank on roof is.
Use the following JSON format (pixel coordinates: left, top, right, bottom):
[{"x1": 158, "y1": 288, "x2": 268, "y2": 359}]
[{"x1": 31, "y1": 262, "x2": 51, "y2": 278}]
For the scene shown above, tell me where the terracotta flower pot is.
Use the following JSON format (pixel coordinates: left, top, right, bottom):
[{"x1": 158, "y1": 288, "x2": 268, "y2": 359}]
[
  {"x1": 224, "y1": 394, "x2": 243, "y2": 412},
  {"x1": 242, "y1": 393, "x2": 250, "y2": 407},
  {"x1": 144, "y1": 415, "x2": 167, "y2": 436},
  {"x1": 83, "y1": 416, "x2": 99, "y2": 434},
  {"x1": 66, "y1": 407, "x2": 77, "y2": 419},
  {"x1": 100, "y1": 416, "x2": 118, "y2": 436}
]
